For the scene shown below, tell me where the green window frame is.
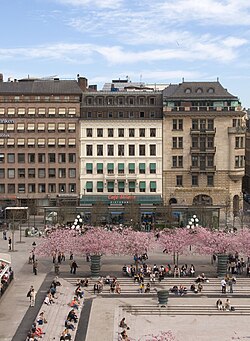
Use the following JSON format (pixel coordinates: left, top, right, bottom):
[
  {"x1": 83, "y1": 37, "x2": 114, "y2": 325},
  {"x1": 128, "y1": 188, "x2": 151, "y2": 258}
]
[
  {"x1": 86, "y1": 163, "x2": 93, "y2": 174},
  {"x1": 150, "y1": 181, "x2": 156, "y2": 192},
  {"x1": 86, "y1": 181, "x2": 93, "y2": 192},
  {"x1": 118, "y1": 181, "x2": 125, "y2": 192},
  {"x1": 129, "y1": 163, "x2": 135, "y2": 173},
  {"x1": 118, "y1": 163, "x2": 124, "y2": 173},
  {"x1": 129, "y1": 181, "x2": 136, "y2": 192},
  {"x1": 139, "y1": 163, "x2": 145, "y2": 174},
  {"x1": 139, "y1": 181, "x2": 146, "y2": 192},
  {"x1": 107, "y1": 181, "x2": 114, "y2": 192},
  {"x1": 97, "y1": 163, "x2": 103, "y2": 174},
  {"x1": 97, "y1": 181, "x2": 103, "y2": 192},
  {"x1": 149, "y1": 163, "x2": 156, "y2": 173},
  {"x1": 107, "y1": 163, "x2": 114, "y2": 173}
]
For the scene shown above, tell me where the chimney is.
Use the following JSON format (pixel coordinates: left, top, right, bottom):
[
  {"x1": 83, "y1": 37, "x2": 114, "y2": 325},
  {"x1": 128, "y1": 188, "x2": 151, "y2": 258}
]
[
  {"x1": 77, "y1": 76, "x2": 88, "y2": 91},
  {"x1": 0, "y1": 74, "x2": 3, "y2": 82}
]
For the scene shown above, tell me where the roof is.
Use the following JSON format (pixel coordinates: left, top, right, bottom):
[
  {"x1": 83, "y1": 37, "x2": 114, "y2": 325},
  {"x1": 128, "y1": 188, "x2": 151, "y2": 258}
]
[
  {"x1": 162, "y1": 81, "x2": 238, "y2": 100},
  {"x1": 0, "y1": 80, "x2": 82, "y2": 95}
]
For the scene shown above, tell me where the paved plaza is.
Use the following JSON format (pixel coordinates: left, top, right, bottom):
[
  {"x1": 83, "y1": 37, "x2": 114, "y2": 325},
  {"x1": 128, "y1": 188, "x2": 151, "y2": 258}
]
[{"x1": 1, "y1": 228, "x2": 250, "y2": 341}]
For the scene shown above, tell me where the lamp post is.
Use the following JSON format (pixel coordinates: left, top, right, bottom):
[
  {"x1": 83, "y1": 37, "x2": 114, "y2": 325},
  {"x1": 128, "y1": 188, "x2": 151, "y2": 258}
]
[
  {"x1": 71, "y1": 214, "x2": 85, "y2": 234},
  {"x1": 186, "y1": 215, "x2": 199, "y2": 251}
]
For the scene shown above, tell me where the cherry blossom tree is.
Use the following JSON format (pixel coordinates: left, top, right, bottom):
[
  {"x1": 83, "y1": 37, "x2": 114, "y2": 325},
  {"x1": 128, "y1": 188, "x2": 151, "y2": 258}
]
[
  {"x1": 157, "y1": 228, "x2": 194, "y2": 265},
  {"x1": 234, "y1": 228, "x2": 250, "y2": 257}
]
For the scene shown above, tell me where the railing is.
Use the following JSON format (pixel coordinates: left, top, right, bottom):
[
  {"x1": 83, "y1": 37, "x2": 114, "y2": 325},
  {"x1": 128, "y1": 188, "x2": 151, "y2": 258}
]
[{"x1": 164, "y1": 106, "x2": 240, "y2": 112}]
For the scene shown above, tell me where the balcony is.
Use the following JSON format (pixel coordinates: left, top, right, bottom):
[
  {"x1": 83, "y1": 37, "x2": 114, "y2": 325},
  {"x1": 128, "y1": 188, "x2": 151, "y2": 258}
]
[
  {"x1": 190, "y1": 166, "x2": 216, "y2": 173},
  {"x1": 190, "y1": 128, "x2": 216, "y2": 134},
  {"x1": 164, "y1": 106, "x2": 239, "y2": 113},
  {"x1": 228, "y1": 126, "x2": 246, "y2": 134},
  {"x1": 190, "y1": 147, "x2": 216, "y2": 153},
  {"x1": 228, "y1": 169, "x2": 244, "y2": 181}
]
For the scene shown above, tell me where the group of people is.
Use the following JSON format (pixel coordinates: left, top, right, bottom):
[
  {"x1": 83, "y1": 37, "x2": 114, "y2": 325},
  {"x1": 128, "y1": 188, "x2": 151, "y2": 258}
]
[
  {"x1": 221, "y1": 275, "x2": 237, "y2": 294},
  {"x1": 119, "y1": 317, "x2": 130, "y2": 340},
  {"x1": 216, "y1": 298, "x2": 233, "y2": 311},
  {"x1": 0, "y1": 262, "x2": 13, "y2": 298}
]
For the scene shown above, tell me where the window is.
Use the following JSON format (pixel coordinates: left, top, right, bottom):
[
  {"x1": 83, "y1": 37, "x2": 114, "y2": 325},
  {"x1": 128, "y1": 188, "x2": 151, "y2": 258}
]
[
  {"x1": 107, "y1": 163, "x2": 114, "y2": 174},
  {"x1": 58, "y1": 184, "x2": 66, "y2": 193},
  {"x1": 139, "y1": 128, "x2": 145, "y2": 137},
  {"x1": 118, "y1": 163, "x2": 124, "y2": 174},
  {"x1": 185, "y1": 88, "x2": 191, "y2": 94},
  {"x1": 150, "y1": 181, "x2": 156, "y2": 192},
  {"x1": 129, "y1": 128, "x2": 135, "y2": 137},
  {"x1": 207, "y1": 175, "x2": 214, "y2": 187},
  {"x1": 192, "y1": 136, "x2": 199, "y2": 148},
  {"x1": 108, "y1": 112, "x2": 113, "y2": 118},
  {"x1": 207, "y1": 136, "x2": 214, "y2": 149},
  {"x1": 97, "y1": 181, "x2": 104, "y2": 193},
  {"x1": 207, "y1": 87, "x2": 214, "y2": 94},
  {"x1": 129, "y1": 163, "x2": 135, "y2": 174},
  {"x1": 150, "y1": 97, "x2": 155, "y2": 105},
  {"x1": 18, "y1": 184, "x2": 25, "y2": 193},
  {"x1": 48, "y1": 138, "x2": 56, "y2": 147},
  {"x1": 48, "y1": 123, "x2": 56, "y2": 132},
  {"x1": 58, "y1": 168, "x2": 66, "y2": 178},
  {"x1": 69, "y1": 153, "x2": 76, "y2": 163},
  {"x1": 17, "y1": 123, "x2": 25, "y2": 132},
  {"x1": 118, "y1": 181, "x2": 125, "y2": 193},
  {"x1": 108, "y1": 128, "x2": 113, "y2": 137},
  {"x1": 150, "y1": 128, "x2": 156, "y2": 137},
  {"x1": 176, "y1": 175, "x2": 183, "y2": 187},
  {"x1": 37, "y1": 138, "x2": 45, "y2": 147},
  {"x1": 129, "y1": 181, "x2": 136, "y2": 192},
  {"x1": 87, "y1": 112, "x2": 92, "y2": 118},
  {"x1": 139, "y1": 181, "x2": 146, "y2": 193},
  {"x1": 0, "y1": 154, "x2": 4, "y2": 163},
  {"x1": 28, "y1": 169, "x2": 35, "y2": 178},
  {"x1": 233, "y1": 119, "x2": 241, "y2": 127},
  {"x1": 86, "y1": 163, "x2": 93, "y2": 174},
  {"x1": 18, "y1": 153, "x2": 25, "y2": 163},
  {"x1": 68, "y1": 123, "x2": 75, "y2": 132},
  {"x1": 0, "y1": 184, "x2": 5, "y2": 193},
  {"x1": 173, "y1": 119, "x2": 183, "y2": 130},
  {"x1": 172, "y1": 137, "x2": 183, "y2": 149},
  {"x1": 7, "y1": 124, "x2": 14, "y2": 132},
  {"x1": 7, "y1": 184, "x2": 15, "y2": 193},
  {"x1": 0, "y1": 169, "x2": 4, "y2": 178},
  {"x1": 235, "y1": 155, "x2": 244, "y2": 168},
  {"x1": 28, "y1": 184, "x2": 36, "y2": 193},
  {"x1": 69, "y1": 184, "x2": 76, "y2": 193},
  {"x1": 150, "y1": 111, "x2": 156, "y2": 118},
  {"x1": 107, "y1": 181, "x2": 114, "y2": 193},
  {"x1": 200, "y1": 119, "x2": 206, "y2": 131},
  {"x1": 58, "y1": 108, "x2": 66, "y2": 116},
  {"x1": 27, "y1": 138, "x2": 35, "y2": 147},
  {"x1": 86, "y1": 128, "x2": 92, "y2": 137},
  {"x1": 97, "y1": 128, "x2": 103, "y2": 137},
  {"x1": 38, "y1": 184, "x2": 45, "y2": 193},
  {"x1": 48, "y1": 184, "x2": 56, "y2": 193},
  {"x1": 58, "y1": 153, "x2": 66, "y2": 163},
  {"x1": 129, "y1": 112, "x2": 134, "y2": 118},
  {"x1": 207, "y1": 155, "x2": 214, "y2": 167},
  {"x1": 235, "y1": 137, "x2": 244, "y2": 148},
  {"x1": 107, "y1": 145, "x2": 114, "y2": 156},
  {"x1": 97, "y1": 163, "x2": 103, "y2": 174},
  {"x1": 37, "y1": 123, "x2": 45, "y2": 132},
  {"x1": 118, "y1": 111, "x2": 124, "y2": 118},
  {"x1": 97, "y1": 145, "x2": 103, "y2": 156},
  {"x1": 86, "y1": 145, "x2": 93, "y2": 156},
  {"x1": 129, "y1": 145, "x2": 135, "y2": 156},
  {"x1": 38, "y1": 153, "x2": 45, "y2": 163},
  {"x1": 58, "y1": 123, "x2": 66, "y2": 132},
  {"x1": 149, "y1": 163, "x2": 156, "y2": 174},
  {"x1": 150, "y1": 145, "x2": 156, "y2": 156},
  {"x1": 48, "y1": 108, "x2": 56, "y2": 116},
  {"x1": 118, "y1": 145, "x2": 124, "y2": 156},
  {"x1": 7, "y1": 153, "x2": 15, "y2": 163},
  {"x1": 192, "y1": 175, "x2": 198, "y2": 186},
  {"x1": 129, "y1": 97, "x2": 134, "y2": 105},
  {"x1": 207, "y1": 119, "x2": 214, "y2": 130},
  {"x1": 38, "y1": 169, "x2": 45, "y2": 178},
  {"x1": 18, "y1": 168, "x2": 25, "y2": 178},
  {"x1": 139, "y1": 163, "x2": 145, "y2": 174},
  {"x1": 118, "y1": 129, "x2": 124, "y2": 137},
  {"x1": 192, "y1": 119, "x2": 199, "y2": 130},
  {"x1": 140, "y1": 111, "x2": 145, "y2": 118},
  {"x1": 48, "y1": 168, "x2": 56, "y2": 178},
  {"x1": 8, "y1": 169, "x2": 15, "y2": 178},
  {"x1": 139, "y1": 145, "x2": 146, "y2": 156},
  {"x1": 48, "y1": 153, "x2": 56, "y2": 163},
  {"x1": 17, "y1": 138, "x2": 25, "y2": 147},
  {"x1": 172, "y1": 156, "x2": 183, "y2": 168}
]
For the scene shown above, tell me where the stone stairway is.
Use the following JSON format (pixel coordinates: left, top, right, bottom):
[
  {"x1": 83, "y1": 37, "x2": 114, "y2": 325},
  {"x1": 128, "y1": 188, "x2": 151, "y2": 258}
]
[{"x1": 63, "y1": 276, "x2": 250, "y2": 297}]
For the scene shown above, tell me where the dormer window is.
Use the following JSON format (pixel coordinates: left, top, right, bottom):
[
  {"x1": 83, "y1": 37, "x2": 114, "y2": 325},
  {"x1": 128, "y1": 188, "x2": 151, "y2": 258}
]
[
  {"x1": 196, "y1": 88, "x2": 203, "y2": 94},
  {"x1": 208, "y1": 88, "x2": 215, "y2": 94},
  {"x1": 185, "y1": 88, "x2": 191, "y2": 94}
]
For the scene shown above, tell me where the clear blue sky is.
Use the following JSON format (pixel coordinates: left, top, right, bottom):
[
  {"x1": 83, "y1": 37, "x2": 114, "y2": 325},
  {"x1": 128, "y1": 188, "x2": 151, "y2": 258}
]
[{"x1": 1, "y1": 0, "x2": 250, "y2": 107}]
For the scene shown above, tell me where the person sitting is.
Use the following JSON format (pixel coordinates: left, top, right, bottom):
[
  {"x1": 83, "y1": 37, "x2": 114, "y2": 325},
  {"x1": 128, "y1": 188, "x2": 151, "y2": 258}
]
[
  {"x1": 67, "y1": 309, "x2": 78, "y2": 323},
  {"x1": 60, "y1": 328, "x2": 71, "y2": 341},
  {"x1": 216, "y1": 299, "x2": 223, "y2": 310},
  {"x1": 170, "y1": 285, "x2": 179, "y2": 295},
  {"x1": 120, "y1": 329, "x2": 129, "y2": 340},
  {"x1": 224, "y1": 298, "x2": 231, "y2": 311},
  {"x1": 105, "y1": 275, "x2": 111, "y2": 285},
  {"x1": 65, "y1": 317, "x2": 75, "y2": 331},
  {"x1": 115, "y1": 282, "x2": 121, "y2": 294},
  {"x1": 93, "y1": 282, "x2": 99, "y2": 294},
  {"x1": 44, "y1": 293, "x2": 54, "y2": 305},
  {"x1": 190, "y1": 284, "x2": 198, "y2": 293},
  {"x1": 69, "y1": 297, "x2": 80, "y2": 309},
  {"x1": 37, "y1": 311, "x2": 47, "y2": 325},
  {"x1": 110, "y1": 281, "x2": 115, "y2": 293},
  {"x1": 197, "y1": 283, "x2": 203, "y2": 292},
  {"x1": 195, "y1": 273, "x2": 209, "y2": 283},
  {"x1": 75, "y1": 286, "x2": 84, "y2": 299},
  {"x1": 179, "y1": 285, "x2": 187, "y2": 296},
  {"x1": 145, "y1": 283, "x2": 151, "y2": 293},
  {"x1": 119, "y1": 317, "x2": 129, "y2": 329}
]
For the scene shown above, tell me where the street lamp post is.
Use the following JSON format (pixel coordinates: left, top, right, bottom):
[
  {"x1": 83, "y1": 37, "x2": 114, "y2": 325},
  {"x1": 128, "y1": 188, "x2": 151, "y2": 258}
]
[{"x1": 186, "y1": 215, "x2": 199, "y2": 251}]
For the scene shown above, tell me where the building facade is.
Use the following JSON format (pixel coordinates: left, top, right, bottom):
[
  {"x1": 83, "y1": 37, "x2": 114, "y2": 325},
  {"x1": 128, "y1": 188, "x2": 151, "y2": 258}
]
[
  {"x1": 0, "y1": 75, "x2": 84, "y2": 213},
  {"x1": 79, "y1": 82, "x2": 163, "y2": 225},
  {"x1": 162, "y1": 81, "x2": 246, "y2": 227}
]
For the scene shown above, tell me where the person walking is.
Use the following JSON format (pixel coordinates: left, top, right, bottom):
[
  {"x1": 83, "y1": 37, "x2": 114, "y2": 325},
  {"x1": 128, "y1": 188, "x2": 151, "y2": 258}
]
[
  {"x1": 33, "y1": 259, "x2": 38, "y2": 275},
  {"x1": 8, "y1": 237, "x2": 12, "y2": 251},
  {"x1": 27, "y1": 285, "x2": 34, "y2": 305},
  {"x1": 70, "y1": 260, "x2": 78, "y2": 274},
  {"x1": 30, "y1": 288, "x2": 37, "y2": 307}
]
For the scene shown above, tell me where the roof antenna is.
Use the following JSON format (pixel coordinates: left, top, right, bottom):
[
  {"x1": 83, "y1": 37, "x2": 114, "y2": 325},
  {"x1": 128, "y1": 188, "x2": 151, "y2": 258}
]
[
  {"x1": 217, "y1": 77, "x2": 219, "y2": 82},
  {"x1": 182, "y1": 77, "x2": 184, "y2": 82}
]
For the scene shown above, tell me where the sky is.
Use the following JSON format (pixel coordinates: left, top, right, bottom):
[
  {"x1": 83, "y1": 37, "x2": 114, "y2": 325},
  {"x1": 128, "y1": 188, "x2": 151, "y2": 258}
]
[{"x1": 1, "y1": 0, "x2": 250, "y2": 106}]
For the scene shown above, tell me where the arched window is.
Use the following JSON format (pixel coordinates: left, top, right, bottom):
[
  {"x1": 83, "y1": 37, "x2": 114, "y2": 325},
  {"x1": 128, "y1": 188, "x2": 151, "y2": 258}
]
[
  {"x1": 169, "y1": 197, "x2": 177, "y2": 205},
  {"x1": 193, "y1": 194, "x2": 213, "y2": 205}
]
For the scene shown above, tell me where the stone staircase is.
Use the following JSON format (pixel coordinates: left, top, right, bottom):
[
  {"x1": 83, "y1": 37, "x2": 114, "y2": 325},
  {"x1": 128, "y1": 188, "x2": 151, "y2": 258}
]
[{"x1": 63, "y1": 276, "x2": 250, "y2": 297}]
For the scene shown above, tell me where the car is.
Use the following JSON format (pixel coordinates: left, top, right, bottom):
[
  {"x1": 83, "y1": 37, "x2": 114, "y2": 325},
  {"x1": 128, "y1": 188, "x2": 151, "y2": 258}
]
[{"x1": 243, "y1": 193, "x2": 250, "y2": 203}]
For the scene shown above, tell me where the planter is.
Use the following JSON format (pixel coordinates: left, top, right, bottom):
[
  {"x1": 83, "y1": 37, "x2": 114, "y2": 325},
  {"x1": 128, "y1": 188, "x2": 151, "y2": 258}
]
[
  {"x1": 90, "y1": 255, "x2": 101, "y2": 277},
  {"x1": 157, "y1": 290, "x2": 169, "y2": 306},
  {"x1": 217, "y1": 254, "x2": 228, "y2": 277}
]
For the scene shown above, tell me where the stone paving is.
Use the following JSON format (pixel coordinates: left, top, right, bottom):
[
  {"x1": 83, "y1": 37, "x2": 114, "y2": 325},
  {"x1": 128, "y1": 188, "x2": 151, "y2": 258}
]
[{"x1": 1, "y1": 229, "x2": 250, "y2": 341}]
